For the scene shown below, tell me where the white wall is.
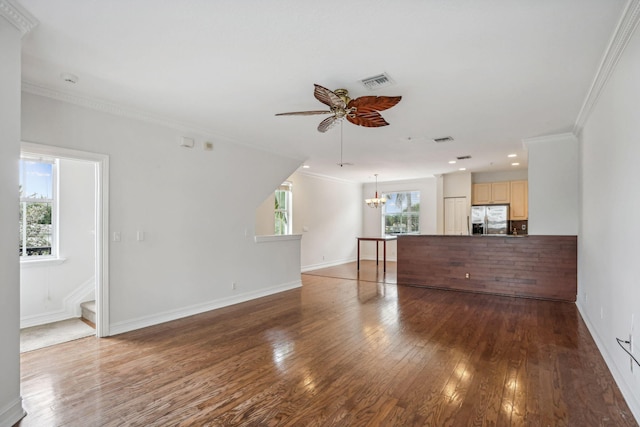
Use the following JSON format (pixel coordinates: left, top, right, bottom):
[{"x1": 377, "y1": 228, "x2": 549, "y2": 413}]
[
  {"x1": 257, "y1": 172, "x2": 363, "y2": 271},
  {"x1": 0, "y1": 12, "x2": 26, "y2": 427},
  {"x1": 524, "y1": 133, "x2": 579, "y2": 235},
  {"x1": 20, "y1": 158, "x2": 96, "y2": 327},
  {"x1": 255, "y1": 192, "x2": 276, "y2": 236},
  {"x1": 292, "y1": 172, "x2": 362, "y2": 270},
  {"x1": 578, "y1": 19, "x2": 640, "y2": 419},
  {"x1": 21, "y1": 93, "x2": 304, "y2": 334},
  {"x1": 472, "y1": 169, "x2": 528, "y2": 183},
  {"x1": 443, "y1": 172, "x2": 471, "y2": 198},
  {"x1": 362, "y1": 177, "x2": 438, "y2": 260}
]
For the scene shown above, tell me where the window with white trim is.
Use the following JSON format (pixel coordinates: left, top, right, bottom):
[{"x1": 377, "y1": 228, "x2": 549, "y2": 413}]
[
  {"x1": 274, "y1": 182, "x2": 292, "y2": 235},
  {"x1": 382, "y1": 191, "x2": 420, "y2": 235},
  {"x1": 19, "y1": 157, "x2": 58, "y2": 258}
]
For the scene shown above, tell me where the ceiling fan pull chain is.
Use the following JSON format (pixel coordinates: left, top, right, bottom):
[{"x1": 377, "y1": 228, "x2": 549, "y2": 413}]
[{"x1": 340, "y1": 120, "x2": 344, "y2": 166}]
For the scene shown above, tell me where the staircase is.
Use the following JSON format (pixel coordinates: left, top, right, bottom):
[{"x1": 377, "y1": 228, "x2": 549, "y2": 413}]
[{"x1": 80, "y1": 300, "x2": 96, "y2": 326}]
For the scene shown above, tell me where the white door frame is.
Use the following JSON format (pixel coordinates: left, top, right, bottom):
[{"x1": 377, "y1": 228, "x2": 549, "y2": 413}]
[{"x1": 21, "y1": 142, "x2": 110, "y2": 337}]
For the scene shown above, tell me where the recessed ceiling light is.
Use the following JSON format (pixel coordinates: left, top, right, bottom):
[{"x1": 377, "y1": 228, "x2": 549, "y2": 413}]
[
  {"x1": 459, "y1": 167, "x2": 467, "y2": 171},
  {"x1": 508, "y1": 154, "x2": 517, "y2": 158},
  {"x1": 511, "y1": 162, "x2": 520, "y2": 166},
  {"x1": 448, "y1": 160, "x2": 456, "y2": 164},
  {"x1": 302, "y1": 165, "x2": 310, "y2": 169}
]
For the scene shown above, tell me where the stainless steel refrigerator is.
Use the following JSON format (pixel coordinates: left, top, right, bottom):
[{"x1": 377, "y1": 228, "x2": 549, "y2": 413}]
[{"x1": 471, "y1": 204, "x2": 509, "y2": 235}]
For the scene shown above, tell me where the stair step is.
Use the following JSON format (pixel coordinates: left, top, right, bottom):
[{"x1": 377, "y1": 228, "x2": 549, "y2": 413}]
[{"x1": 81, "y1": 300, "x2": 96, "y2": 325}]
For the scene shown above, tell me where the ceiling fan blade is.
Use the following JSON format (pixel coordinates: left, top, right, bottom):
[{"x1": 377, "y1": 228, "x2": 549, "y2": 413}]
[
  {"x1": 317, "y1": 116, "x2": 339, "y2": 133},
  {"x1": 346, "y1": 111, "x2": 389, "y2": 128},
  {"x1": 275, "y1": 110, "x2": 332, "y2": 116},
  {"x1": 314, "y1": 84, "x2": 346, "y2": 109},
  {"x1": 347, "y1": 95, "x2": 402, "y2": 112}
]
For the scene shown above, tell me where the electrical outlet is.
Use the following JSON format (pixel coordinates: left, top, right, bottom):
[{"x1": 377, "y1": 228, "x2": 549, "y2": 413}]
[
  {"x1": 232, "y1": 282, "x2": 236, "y2": 290},
  {"x1": 600, "y1": 306, "x2": 604, "y2": 320}
]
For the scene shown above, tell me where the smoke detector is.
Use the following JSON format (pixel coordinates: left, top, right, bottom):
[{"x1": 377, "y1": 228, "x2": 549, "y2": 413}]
[{"x1": 360, "y1": 73, "x2": 395, "y2": 90}]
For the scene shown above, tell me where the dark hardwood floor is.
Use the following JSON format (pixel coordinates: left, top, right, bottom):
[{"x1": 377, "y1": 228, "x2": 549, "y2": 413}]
[{"x1": 17, "y1": 261, "x2": 637, "y2": 426}]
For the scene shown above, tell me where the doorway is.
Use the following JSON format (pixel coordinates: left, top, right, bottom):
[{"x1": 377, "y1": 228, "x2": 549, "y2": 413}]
[{"x1": 19, "y1": 142, "x2": 109, "y2": 343}]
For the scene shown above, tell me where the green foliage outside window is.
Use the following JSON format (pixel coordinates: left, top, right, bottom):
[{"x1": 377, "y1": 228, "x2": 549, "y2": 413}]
[
  {"x1": 274, "y1": 188, "x2": 291, "y2": 235},
  {"x1": 19, "y1": 159, "x2": 55, "y2": 257},
  {"x1": 19, "y1": 202, "x2": 53, "y2": 256},
  {"x1": 383, "y1": 191, "x2": 420, "y2": 235}
]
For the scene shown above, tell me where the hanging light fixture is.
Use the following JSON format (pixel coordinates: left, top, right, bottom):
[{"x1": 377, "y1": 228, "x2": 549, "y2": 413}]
[{"x1": 365, "y1": 174, "x2": 386, "y2": 208}]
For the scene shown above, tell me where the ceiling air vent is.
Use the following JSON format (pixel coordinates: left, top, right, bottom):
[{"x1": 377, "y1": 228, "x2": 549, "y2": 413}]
[
  {"x1": 456, "y1": 155, "x2": 472, "y2": 160},
  {"x1": 433, "y1": 136, "x2": 454, "y2": 143},
  {"x1": 360, "y1": 73, "x2": 395, "y2": 90}
]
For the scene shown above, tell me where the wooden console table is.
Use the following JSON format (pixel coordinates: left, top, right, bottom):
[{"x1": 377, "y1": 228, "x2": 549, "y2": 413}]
[{"x1": 356, "y1": 236, "x2": 397, "y2": 272}]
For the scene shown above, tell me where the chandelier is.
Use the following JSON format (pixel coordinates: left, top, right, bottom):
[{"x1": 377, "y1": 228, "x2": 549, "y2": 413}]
[{"x1": 365, "y1": 174, "x2": 386, "y2": 208}]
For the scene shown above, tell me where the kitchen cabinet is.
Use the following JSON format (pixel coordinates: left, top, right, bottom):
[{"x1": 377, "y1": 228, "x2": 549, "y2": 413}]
[
  {"x1": 510, "y1": 180, "x2": 528, "y2": 220},
  {"x1": 472, "y1": 183, "x2": 491, "y2": 204},
  {"x1": 472, "y1": 182, "x2": 510, "y2": 204}
]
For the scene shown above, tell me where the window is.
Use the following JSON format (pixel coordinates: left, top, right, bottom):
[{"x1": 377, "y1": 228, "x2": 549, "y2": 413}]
[
  {"x1": 382, "y1": 191, "x2": 420, "y2": 235},
  {"x1": 274, "y1": 182, "x2": 292, "y2": 235},
  {"x1": 19, "y1": 157, "x2": 58, "y2": 258}
]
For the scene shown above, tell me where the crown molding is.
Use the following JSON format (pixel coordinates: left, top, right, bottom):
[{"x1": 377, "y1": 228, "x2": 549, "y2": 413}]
[
  {"x1": 21, "y1": 81, "x2": 305, "y2": 163},
  {"x1": 522, "y1": 132, "x2": 577, "y2": 146},
  {"x1": 21, "y1": 81, "x2": 219, "y2": 136},
  {"x1": 574, "y1": 0, "x2": 640, "y2": 134},
  {"x1": 0, "y1": 0, "x2": 38, "y2": 35}
]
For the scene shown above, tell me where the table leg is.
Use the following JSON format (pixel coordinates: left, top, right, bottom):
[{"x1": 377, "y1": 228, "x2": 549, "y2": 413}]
[
  {"x1": 383, "y1": 240, "x2": 387, "y2": 272},
  {"x1": 357, "y1": 239, "x2": 360, "y2": 270},
  {"x1": 376, "y1": 241, "x2": 379, "y2": 266}
]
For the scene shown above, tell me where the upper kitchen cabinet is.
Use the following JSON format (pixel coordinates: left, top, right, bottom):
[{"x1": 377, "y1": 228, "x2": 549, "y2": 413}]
[
  {"x1": 472, "y1": 182, "x2": 510, "y2": 204},
  {"x1": 510, "y1": 180, "x2": 528, "y2": 220}
]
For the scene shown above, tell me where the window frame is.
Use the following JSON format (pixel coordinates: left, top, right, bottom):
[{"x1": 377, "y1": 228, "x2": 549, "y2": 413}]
[
  {"x1": 19, "y1": 156, "x2": 60, "y2": 262},
  {"x1": 381, "y1": 190, "x2": 421, "y2": 236},
  {"x1": 274, "y1": 182, "x2": 293, "y2": 235}
]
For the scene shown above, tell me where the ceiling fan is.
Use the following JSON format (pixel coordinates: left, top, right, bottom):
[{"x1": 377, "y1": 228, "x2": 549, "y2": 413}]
[{"x1": 276, "y1": 84, "x2": 402, "y2": 133}]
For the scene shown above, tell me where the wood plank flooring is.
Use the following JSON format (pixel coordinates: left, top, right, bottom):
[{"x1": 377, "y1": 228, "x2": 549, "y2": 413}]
[{"x1": 17, "y1": 261, "x2": 637, "y2": 426}]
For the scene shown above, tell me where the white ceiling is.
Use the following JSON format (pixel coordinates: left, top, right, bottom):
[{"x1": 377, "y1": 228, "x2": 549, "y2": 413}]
[{"x1": 19, "y1": 0, "x2": 627, "y2": 183}]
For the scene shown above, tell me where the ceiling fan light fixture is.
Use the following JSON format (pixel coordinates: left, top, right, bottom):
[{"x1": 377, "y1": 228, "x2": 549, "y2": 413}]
[
  {"x1": 276, "y1": 84, "x2": 401, "y2": 132},
  {"x1": 365, "y1": 174, "x2": 386, "y2": 208}
]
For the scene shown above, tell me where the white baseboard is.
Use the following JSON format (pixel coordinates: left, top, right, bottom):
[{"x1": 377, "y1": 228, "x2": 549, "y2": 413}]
[
  {"x1": 301, "y1": 256, "x2": 398, "y2": 273},
  {"x1": 20, "y1": 276, "x2": 95, "y2": 328},
  {"x1": 359, "y1": 255, "x2": 398, "y2": 262},
  {"x1": 576, "y1": 301, "x2": 640, "y2": 424},
  {"x1": 20, "y1": 309, "x2": 75, "y2": 329},
  {"x1": 0, "y1": 397, "x2": 26, "y2": 427},
  {"x1": 301, "y1": 258, "x2": 355, "y2": 272},
  {"x1": 109, "y1": 279, "x2": 302, "y2": 336}
]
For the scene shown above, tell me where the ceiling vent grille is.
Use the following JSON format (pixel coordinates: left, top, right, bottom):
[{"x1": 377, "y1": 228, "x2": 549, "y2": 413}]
[
  {"x1": 456, "y1": 155, "x2": 472, "y2": 160},
  {"x1": 360, "y1": 73, "x2": 394, "y2": 90},
  {"x1": 433, "y1": 136, "x2": 454, "y2": 143}
]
